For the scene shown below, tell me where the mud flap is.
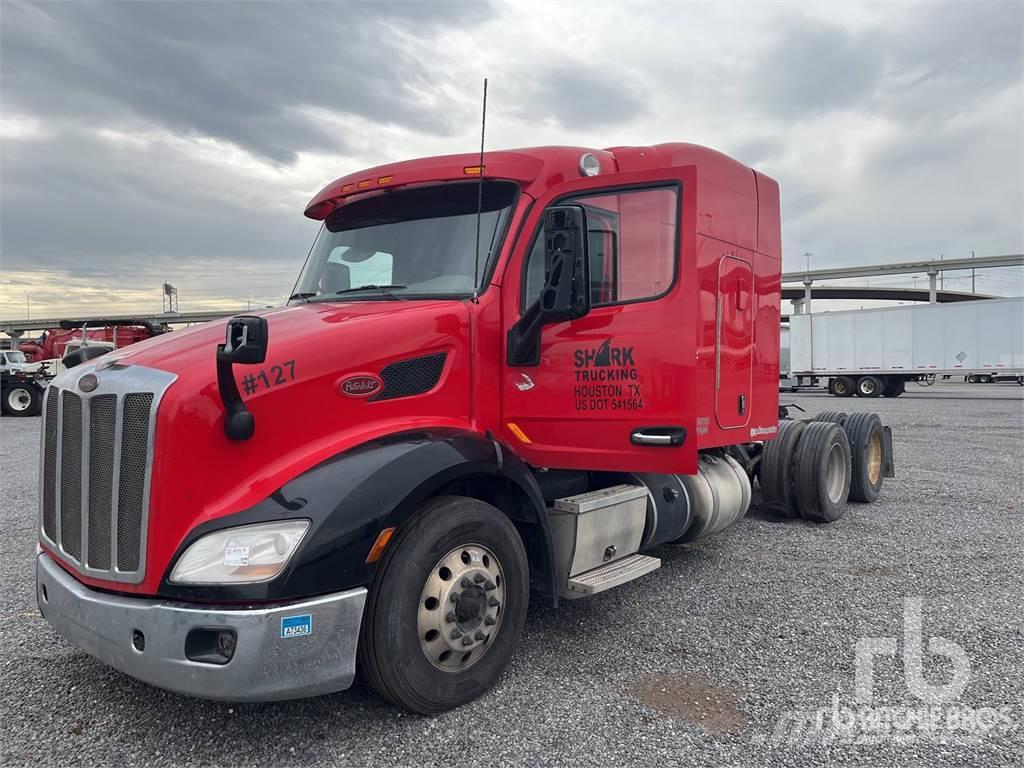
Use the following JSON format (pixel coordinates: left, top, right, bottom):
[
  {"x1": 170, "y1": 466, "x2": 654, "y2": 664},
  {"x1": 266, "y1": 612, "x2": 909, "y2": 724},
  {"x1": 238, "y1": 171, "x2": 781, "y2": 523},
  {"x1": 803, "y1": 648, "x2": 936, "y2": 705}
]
[{"x1": 882, "y1": 425, "x2": 895, "y2": 478}]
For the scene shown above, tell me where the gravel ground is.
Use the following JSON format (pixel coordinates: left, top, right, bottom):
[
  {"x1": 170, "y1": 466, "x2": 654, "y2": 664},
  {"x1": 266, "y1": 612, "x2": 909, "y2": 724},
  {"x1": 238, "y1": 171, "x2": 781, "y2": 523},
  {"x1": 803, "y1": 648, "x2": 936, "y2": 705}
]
[{"x1": 2, "y1": 382, "x2": 1022, "y2": 767}]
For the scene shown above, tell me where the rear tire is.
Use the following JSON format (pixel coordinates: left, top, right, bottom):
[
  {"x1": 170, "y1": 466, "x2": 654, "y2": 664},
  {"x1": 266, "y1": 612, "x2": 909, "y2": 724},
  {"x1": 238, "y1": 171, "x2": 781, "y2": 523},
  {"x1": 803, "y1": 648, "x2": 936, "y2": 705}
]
[
  {"x1": 814, "y1": 410, "x2": 848, "y2": 426},
  {"x1": 358, "y1": 495, "x2": 529, "y2": 714},
  {"x1": 758, "y1": 420, "x2": 806, "y2": 518},
  {"x1": 845, "y1": 412, "x2": 886, "y2": 503},
  {"x1": 794, "y1": 422, "x2": 851, "y2": 522},
  {"x1": 856, "y1": 376, "x2": 883, "y2": 398},
  {"x1": 831, "y1": 377, "x2": 855, "y2": 398}
]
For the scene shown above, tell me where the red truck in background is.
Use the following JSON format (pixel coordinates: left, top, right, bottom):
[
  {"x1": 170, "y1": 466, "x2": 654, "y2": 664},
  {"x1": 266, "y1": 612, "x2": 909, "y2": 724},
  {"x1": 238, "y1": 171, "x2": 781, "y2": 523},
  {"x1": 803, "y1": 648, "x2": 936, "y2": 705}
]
[
  {"x1": 34, "y1": 142, "x2": 894, "y2": 713},
  {"x1": 19, "y1": 320, "x2": 161, "y2": 363}
]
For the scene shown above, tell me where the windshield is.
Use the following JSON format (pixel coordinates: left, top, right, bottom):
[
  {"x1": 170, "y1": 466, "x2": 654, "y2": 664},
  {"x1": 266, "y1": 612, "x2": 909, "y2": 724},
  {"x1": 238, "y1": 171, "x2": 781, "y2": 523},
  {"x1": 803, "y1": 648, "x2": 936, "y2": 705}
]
[
  {"x1": 292, "y1": 181, "x2": 517, "y2": 301},
  {"x1": 4, "y1": 351, "x2": 27, "y2": 364}
]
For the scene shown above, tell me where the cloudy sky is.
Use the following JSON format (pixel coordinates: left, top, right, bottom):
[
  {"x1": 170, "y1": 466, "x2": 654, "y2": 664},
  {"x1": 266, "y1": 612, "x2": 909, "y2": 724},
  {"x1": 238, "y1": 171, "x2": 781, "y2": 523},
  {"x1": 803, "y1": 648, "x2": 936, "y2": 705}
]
[{"x1": 1, "y1": 0, "x2": 1022, "y2": 318}]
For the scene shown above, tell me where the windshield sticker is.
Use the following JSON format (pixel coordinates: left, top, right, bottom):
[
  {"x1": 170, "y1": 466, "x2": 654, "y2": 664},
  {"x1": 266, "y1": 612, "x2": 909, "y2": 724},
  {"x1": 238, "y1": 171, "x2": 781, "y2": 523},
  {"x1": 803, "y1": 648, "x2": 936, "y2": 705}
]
[
  {"x1": 573, "y1": 339, "x2": 644, "y2": 412},
  {"x1": 281, "y1": 614, "x2": 313, "y2": 639}
]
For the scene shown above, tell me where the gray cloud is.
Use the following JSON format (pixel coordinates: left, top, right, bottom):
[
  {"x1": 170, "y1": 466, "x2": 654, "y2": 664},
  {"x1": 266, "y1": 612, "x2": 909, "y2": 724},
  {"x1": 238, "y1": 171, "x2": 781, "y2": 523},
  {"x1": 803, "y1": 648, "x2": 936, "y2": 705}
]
[
  {"x1": 1, "y1": 1, "x2": 493, "y2": 163},
  {"x1": 526, "y1": 67, "x2": 647, "y2": 130},
  {"x1": 1, "y1": 0, "x2": 1021, "y2": 318},
  {"x1": 751, "y1": 19, "x2": 884, "y2": 117}
]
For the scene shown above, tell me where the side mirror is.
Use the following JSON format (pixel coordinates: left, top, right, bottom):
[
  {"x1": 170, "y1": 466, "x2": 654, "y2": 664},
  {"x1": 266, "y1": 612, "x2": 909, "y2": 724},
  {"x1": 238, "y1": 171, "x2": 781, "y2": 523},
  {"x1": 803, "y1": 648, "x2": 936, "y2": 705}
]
[
  {"x1": 219, "y1": 316, "x2": 268, "y2": 364},
  {"x1": 216, "y1": 316, "x2": 269, "y2": 441},
  {"x1": 508, "y1": 205, "x2": 591, "y2": 366}
]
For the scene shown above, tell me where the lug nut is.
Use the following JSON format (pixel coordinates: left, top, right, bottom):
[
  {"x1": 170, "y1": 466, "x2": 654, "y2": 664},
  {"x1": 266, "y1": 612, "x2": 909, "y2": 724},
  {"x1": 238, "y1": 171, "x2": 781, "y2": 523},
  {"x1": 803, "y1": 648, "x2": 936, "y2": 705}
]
[
  {"x1": 488, "y1": 596, "x2": 499, "y2": 607},
  {"x1": 445, "y1": 611, "x2": 456, "y2": 623},
  {"x1": 475, "y1": 630, "x2": 486, "y2": 641},
  {"x1": 450, "y1": 628, "x2": 463, "y2": 639},
  {"x1": 484, "y1": 616, "x2": 496, "y2": 626},
  {"x1": 461, "y1": 577, "x2": 472, "y2": 588},
  {"x1": 473, "y1": 573, "x2": 485, "y2": 583},
  {"x1": 484, "y1": 581, "x2": 496, "y2": 591},
  {"x1": 461, "y1": 635, "x2": 474, "y2": 646},
  {"x1": 449, "y1": 593, "x2": 460, "y2": 603}
]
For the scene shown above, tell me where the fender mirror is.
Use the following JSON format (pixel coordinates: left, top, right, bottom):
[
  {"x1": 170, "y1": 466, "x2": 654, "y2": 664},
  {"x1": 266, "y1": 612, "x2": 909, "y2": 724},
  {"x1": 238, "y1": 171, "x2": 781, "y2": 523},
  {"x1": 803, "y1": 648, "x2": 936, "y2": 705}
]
[
  {"x1": 216, "y1": 316, "x2": 269, "y2": 441},
  {"x1": 508, "y1": 206, "x2": 591, "y2": 366}
]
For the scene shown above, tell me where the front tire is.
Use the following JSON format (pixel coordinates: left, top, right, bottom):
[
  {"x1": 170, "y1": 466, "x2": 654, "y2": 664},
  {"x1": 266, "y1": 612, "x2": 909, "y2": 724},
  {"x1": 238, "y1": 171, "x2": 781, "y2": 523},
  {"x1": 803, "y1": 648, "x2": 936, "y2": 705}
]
[
  {"x1": 2, "y1": 384, "x2": 42, "y2": 416},
  {"x1": 358, "y1": 495, "x2": 529, "y2": 714}
]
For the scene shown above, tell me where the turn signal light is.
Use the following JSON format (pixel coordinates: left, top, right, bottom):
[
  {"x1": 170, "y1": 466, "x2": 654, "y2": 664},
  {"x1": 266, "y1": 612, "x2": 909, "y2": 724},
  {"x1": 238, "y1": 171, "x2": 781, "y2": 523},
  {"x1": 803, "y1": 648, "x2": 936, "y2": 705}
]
[{"x1": 366, "y1": 527, "x2": 396, "y2": 564}]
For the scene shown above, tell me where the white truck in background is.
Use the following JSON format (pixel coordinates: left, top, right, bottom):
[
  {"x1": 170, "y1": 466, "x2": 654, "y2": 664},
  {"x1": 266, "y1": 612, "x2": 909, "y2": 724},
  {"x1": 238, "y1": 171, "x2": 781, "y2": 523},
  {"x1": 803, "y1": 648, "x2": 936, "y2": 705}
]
[{"x1": 787, "y1": 297, "x2": 1024, "y2": 397}]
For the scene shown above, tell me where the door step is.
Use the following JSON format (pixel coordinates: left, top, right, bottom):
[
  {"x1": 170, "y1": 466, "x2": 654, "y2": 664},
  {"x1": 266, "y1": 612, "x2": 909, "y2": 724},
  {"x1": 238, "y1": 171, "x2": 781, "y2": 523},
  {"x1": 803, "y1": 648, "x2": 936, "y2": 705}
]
[{"x1": 564, "y1": 554, "x2": 661, "y2": 599}]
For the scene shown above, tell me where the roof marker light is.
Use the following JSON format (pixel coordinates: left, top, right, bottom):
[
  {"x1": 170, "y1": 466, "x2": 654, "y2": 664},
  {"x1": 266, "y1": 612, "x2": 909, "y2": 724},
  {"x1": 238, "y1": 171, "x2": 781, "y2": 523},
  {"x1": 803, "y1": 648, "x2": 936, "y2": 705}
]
[
  {"x1": 377, "y1": 175, "x2": 393, "y2": 184},
  {"x1": 356, "y1": 179, "x2": 373, "y2": 189},
  {"x1": 579, "y1": 153, "x2": 601, "y2": 177},
  {"x1": 341, "y1": 183, "x2": 355, "y2": 193},
  {"x1": 463, "y1": 165, "x2": 483, "y2": 176}
]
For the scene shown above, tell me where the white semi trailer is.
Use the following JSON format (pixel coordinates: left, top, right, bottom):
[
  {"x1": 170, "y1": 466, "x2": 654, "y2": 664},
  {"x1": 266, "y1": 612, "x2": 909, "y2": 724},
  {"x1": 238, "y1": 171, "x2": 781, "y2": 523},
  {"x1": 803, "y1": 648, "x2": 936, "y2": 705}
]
[{"x1": 789, "y1": 297, "x2": 1024, "y2": 397}]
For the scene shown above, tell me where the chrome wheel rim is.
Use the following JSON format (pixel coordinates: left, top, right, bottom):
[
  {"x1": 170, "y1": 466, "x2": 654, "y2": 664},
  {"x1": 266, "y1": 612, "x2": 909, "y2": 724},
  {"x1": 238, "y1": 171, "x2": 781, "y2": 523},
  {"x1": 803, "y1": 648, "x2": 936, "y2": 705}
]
[
  {"x1": 417, "y1": 543, "x2": 505, "y2": 671},
  {"x1": 7, "y1": 388, "x2": 32, "y2": 412}
]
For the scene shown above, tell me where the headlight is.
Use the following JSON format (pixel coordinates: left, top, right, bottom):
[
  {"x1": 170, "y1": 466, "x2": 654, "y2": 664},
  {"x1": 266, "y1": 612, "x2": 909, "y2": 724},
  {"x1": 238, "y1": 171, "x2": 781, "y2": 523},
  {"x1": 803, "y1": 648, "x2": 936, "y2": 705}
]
[{"x1": 169, "y1": 520, "x2": 310, "y2": 584}]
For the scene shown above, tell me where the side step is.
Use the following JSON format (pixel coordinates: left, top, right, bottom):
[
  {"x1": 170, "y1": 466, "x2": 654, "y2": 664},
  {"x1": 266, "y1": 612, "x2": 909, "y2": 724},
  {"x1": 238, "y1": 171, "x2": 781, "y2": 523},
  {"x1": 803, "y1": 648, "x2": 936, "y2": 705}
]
[{"x1": 564, "y1": 554, "x2": 661, "y2": 599}]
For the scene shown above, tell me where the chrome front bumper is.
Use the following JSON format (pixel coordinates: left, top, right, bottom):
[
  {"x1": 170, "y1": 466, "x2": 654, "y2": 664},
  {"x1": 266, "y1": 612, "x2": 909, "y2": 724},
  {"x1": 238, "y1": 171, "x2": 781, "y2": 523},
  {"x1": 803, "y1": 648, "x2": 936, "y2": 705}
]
[{"x1": 36, "y1": 553, "x2": 367, "y2": 702}]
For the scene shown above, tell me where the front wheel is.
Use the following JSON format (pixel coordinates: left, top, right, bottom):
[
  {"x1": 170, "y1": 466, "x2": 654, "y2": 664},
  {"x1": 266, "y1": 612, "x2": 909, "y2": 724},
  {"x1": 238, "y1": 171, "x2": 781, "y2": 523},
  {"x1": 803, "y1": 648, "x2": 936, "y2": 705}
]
[
  {"x1": 358, "y1": 495, "x2": 529, "y2": 714},
  {"x1": 2, "y1": 384, "x2": 42, "y2": 416}
]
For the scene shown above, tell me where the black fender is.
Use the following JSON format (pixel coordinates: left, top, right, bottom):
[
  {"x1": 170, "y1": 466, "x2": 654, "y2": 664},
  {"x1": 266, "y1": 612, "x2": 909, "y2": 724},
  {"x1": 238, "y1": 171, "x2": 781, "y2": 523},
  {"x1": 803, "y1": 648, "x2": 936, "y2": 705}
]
[{"x1": 159, "y1": 429, "x2": 558, "y2": 604}]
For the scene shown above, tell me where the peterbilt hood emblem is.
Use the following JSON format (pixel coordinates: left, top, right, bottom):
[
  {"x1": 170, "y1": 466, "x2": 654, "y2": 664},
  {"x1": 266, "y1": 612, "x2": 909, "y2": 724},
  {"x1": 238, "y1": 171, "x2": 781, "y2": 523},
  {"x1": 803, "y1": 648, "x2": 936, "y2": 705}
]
[{"x1": 339, "y1": 374, "x2": 383, "y2": 398}]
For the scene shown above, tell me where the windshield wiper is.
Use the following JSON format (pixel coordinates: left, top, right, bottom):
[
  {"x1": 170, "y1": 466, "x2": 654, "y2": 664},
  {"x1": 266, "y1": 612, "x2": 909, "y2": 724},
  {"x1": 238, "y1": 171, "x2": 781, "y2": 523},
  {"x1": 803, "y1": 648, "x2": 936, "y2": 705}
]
[
  {"x1": 334, "y1": 284, "x2": 408, "y2": 301},
  {"x1": 288, "y1": 291, "x2": 317, "y2": 302}
]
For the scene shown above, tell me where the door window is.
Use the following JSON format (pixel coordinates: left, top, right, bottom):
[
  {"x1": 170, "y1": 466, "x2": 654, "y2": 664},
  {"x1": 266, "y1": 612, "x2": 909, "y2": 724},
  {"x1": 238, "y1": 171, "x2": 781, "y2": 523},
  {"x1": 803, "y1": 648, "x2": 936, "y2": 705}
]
[{"x1": 523, "y1": 186, "x2": 678, "y2": 308}]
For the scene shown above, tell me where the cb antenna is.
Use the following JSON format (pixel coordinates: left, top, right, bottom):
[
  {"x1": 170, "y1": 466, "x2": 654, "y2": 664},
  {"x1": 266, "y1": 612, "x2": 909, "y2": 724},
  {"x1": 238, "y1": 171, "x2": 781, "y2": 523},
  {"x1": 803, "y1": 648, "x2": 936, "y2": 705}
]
[{"x1": 472, "y1": 77, "x2": 488, "y2": 302}]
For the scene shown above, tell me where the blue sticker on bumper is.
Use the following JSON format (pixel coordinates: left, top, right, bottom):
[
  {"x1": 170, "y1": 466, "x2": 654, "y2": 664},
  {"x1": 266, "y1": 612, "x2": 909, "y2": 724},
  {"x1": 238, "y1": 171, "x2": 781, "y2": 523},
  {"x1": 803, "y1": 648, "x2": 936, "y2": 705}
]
[{"x1": 281, "y1": 613, "x2": 313, "y2": 639}]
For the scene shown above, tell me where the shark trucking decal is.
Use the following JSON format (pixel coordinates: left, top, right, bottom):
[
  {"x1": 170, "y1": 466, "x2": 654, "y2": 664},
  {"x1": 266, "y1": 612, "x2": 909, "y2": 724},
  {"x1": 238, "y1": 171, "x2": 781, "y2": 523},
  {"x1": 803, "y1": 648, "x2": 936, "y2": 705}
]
[{"x1": 572, "y1": 339, "x2": 644, "y2": 412}]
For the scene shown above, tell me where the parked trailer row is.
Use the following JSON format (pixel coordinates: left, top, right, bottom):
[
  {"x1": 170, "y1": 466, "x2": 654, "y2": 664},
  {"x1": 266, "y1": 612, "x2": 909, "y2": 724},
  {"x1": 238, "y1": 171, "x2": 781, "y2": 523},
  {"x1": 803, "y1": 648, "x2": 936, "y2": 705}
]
[{"x1": 787, "y1": 296, "x2": 1024, "y2": 397}]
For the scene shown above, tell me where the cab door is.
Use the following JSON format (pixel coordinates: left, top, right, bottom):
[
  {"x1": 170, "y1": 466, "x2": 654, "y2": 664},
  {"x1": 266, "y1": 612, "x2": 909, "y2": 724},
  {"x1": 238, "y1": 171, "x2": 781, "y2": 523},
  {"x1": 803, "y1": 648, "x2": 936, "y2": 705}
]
[
  {"x1": 500, "y1": 171, "x2": 698, "y2": 475},
  {"x1": 715, "y1": 255, "x2": 754, "y2": 429}
]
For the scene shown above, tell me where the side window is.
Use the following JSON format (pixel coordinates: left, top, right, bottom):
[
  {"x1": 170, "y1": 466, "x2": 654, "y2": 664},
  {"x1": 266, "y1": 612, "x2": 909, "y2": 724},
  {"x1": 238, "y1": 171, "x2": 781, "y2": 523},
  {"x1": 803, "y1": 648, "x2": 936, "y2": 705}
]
[{"x1": 523, "y1": 186, "x2": 677, "y2": 308}]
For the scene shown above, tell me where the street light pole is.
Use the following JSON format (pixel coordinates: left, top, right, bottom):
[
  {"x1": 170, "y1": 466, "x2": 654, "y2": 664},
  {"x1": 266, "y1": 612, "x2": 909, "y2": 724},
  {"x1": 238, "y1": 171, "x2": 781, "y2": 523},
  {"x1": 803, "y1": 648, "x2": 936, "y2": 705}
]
[
  {"x1": 971, "y1": 250, "x2": 976, "y2": 294},
  {"x1": 25, "y1": 292, "x2": 30, "y2": 319}
]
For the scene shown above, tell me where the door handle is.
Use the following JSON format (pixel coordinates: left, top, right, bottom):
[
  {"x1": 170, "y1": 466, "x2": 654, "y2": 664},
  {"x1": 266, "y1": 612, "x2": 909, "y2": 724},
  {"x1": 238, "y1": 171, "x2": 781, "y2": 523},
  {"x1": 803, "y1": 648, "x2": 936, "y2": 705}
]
[{"x1": 630, "y1": 426, "x2": 687, "y2": 447}]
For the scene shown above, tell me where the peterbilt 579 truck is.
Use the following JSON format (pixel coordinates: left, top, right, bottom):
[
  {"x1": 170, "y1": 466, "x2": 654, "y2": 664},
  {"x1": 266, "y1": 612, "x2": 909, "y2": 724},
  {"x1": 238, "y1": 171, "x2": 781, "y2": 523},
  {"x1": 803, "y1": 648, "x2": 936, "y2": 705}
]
[{"x1": 35, "y1": 143, "x2": 893, "y2": 713}]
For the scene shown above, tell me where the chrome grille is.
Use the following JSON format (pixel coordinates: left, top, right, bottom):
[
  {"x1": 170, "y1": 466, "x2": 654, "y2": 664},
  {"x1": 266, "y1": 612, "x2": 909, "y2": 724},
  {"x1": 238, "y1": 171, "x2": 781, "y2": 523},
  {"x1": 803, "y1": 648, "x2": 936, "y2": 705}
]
[
  {"x1": 60, "y1": 391, "x2": 83, "y2": 560},
  {"x1": 116, "y1": 393, "x2": 153, "y2": 571},
  {"x1": 38, "y1": 363, "x2": 176, "y2": 584},
  {"x1": 87, "y1": 394, "x2": 117, "y2": 570},
  {"x1": 41, "y1": 389, "x2": 58, "y2": 541}
]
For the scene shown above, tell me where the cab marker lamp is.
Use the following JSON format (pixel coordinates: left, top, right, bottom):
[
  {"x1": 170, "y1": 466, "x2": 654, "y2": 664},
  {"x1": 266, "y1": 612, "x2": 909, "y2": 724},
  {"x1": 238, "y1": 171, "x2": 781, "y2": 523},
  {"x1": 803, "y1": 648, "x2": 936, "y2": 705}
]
[{"x1": 169, "y1": 520, "x2": 310, "y2": 584}]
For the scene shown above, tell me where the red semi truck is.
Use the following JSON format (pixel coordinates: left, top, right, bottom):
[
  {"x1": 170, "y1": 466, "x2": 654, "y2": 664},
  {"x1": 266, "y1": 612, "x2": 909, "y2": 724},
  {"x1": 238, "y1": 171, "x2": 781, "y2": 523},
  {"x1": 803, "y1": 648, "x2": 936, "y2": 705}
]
[{"x1": 35, "y1": 143, "x2": 893, "y2": 713}]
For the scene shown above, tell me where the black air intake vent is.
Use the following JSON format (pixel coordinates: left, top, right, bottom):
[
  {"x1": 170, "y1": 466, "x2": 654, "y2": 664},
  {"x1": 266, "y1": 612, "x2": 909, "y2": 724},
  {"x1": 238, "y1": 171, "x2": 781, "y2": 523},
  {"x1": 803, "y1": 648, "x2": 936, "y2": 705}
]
[{"x1": 373, "y1": 352, "x2": 447, "y2": 401}]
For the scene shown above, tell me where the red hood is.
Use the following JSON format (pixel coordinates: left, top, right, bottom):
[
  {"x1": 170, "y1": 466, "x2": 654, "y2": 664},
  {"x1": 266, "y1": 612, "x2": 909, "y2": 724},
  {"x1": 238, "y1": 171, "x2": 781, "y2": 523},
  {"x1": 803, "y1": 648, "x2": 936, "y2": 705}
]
[{"x1": 65, "y1": 299, "x2": 474, "y2": 595}]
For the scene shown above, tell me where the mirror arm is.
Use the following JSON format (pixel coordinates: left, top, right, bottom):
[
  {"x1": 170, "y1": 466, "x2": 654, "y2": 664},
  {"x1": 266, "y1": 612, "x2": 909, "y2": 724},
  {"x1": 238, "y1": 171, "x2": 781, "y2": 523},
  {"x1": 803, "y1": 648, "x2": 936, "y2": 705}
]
[
  {"x1": 216, "y1": 346, "x2": 255, "y2": 441},
  {"x1": 215, "y1": 316, "x2": 268, "y2": 441},
  {"x1": 507, "y1": 300, "x2": 544, "y2": 367}
]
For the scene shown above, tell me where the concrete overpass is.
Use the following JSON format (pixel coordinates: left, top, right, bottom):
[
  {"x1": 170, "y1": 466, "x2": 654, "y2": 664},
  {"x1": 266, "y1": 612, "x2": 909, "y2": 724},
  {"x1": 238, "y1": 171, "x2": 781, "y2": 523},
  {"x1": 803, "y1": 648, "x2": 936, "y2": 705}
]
[
  {"x1": 2, "y1": 255, "x2": 1019, "y2": 337},
  {"x1": 0, "y1": 311, "x2": 236, "y2": 338},
  {"x1": 783, "y1": 253, "x2": 1023, "y2": 313}
]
